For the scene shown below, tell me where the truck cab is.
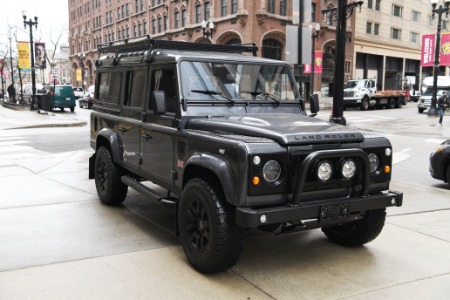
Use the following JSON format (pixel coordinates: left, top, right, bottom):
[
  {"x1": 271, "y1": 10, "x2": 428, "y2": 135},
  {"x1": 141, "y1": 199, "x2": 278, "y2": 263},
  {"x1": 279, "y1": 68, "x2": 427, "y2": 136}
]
[
  {"x1": 343, "y1": 79, "x2": 377, "y2": 110},
  {"x1": 418, "y1": 76, "x2": 450, "y2": 113}
]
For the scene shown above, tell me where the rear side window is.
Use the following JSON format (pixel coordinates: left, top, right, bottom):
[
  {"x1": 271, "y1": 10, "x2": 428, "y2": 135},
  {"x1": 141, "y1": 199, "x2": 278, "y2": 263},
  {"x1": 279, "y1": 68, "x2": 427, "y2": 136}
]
[
  {"x1": 108, "y1": 72, "x2": 122, "y2": 104},
  {"x1": 124, "y1": 70, "x2": 146, "y2": 108},
  {"x1": 98, "y1": 72, "x2": 110, "y2": 101}
]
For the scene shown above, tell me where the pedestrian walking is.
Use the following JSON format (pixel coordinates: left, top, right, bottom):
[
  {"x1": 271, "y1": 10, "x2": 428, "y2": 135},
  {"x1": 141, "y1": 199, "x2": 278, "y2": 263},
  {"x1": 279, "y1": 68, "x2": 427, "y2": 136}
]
[
  {"x1": 438, "y1": 91, "x2": 448, "y2": 125},
  {"x1": 7, "y1": 83, "x2": 15, "y2": 102}
]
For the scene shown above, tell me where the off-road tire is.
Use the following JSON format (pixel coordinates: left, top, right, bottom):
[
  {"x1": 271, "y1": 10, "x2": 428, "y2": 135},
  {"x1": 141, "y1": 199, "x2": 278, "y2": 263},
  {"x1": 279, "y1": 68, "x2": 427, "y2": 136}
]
[
  {"x1": 70, "y1": 106, "x2": 75, "y2": 112},
  {"x1": 418, "y1": 108, "x2": 425, "y2": 113},
  {"x1": 387, "y1": 98, "x2": 395, "y2": 109},
  {"x1": 179, "y1": 178, "x2": 243, "y2": 273},
  {"x1": 94, "y1": 146, "x2": 128, "y2": 205},
  {"x1": 360, "y1": 96, "x2": 369, "y2": 111},
  {"x1": 322, "y1": 208, "x2": 386, "y2": 246}
]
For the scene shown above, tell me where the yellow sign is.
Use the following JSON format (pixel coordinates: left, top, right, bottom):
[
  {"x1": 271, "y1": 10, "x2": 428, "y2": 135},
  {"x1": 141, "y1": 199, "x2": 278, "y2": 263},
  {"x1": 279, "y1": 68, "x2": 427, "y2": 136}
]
[
  {"x1": 17, "y1": 42, "x2": 31, "y2": 69},
  {"x1": 76, "y1": 69, "x2": 82, "y2": 81}
]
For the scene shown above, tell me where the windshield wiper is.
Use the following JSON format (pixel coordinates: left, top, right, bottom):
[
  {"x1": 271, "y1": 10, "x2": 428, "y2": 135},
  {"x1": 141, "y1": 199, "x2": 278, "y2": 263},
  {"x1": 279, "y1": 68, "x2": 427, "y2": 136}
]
[
  {"x1": 252, "y1": 91, "x2": 280, "y2": 105},
  {"x1": 191, "y1": 89, "x2": 235, "y2": 104}
]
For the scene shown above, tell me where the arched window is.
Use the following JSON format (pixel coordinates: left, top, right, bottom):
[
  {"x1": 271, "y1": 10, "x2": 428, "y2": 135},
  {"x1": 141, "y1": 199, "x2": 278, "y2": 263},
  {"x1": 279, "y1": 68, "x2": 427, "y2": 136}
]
[{"x1": 262, "y1": 39, "x2": 283, "y2": 60}]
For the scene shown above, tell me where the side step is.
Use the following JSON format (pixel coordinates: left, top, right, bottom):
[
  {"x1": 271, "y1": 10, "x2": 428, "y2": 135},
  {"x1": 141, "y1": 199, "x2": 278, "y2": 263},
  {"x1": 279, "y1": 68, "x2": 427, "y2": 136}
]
[{"x1": 121, "y1": 175, "x2": 177, "y2": 206}]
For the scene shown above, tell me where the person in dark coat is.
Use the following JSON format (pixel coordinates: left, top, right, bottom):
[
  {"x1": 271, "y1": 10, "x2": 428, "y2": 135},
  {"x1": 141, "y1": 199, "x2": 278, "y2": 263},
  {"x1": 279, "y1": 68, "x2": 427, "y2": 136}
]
[
  {"x1": 438, "y1": 91, "x2": 448, "y2": 125},
  {"x1": 7, "y1": 84, "x2": 15, "y2": 102}
]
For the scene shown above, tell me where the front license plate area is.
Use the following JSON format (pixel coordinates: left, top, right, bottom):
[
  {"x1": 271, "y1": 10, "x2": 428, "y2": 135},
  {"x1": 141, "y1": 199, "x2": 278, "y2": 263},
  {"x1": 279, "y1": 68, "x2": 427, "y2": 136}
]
[{"x1": 320, "y1": 204, "x2": 349, "y2": 221}]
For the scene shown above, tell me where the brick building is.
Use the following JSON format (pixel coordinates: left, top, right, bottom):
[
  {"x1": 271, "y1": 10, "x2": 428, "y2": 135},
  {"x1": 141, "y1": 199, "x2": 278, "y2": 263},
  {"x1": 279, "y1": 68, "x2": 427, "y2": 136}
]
[{"x1": 68, "y1": 0, "x2": 356, "y2": 94}]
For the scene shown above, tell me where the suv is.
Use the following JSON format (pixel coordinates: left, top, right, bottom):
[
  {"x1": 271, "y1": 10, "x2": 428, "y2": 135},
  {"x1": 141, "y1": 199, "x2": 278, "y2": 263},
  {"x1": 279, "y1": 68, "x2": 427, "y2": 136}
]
[
  {"x1": 88, "y1": 39, "x2": 403, "y2": 273},
  {"x1": 73, "y1": 87, "x2": 85, "y2": 99}
]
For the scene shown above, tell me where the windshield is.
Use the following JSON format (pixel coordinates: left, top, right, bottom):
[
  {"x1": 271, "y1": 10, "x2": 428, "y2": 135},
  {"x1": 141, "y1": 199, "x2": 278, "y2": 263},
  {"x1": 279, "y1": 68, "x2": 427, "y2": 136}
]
[
  {"x1": 180, "y1": 61, "x2": 298, "y2": 101},
  {"x1": 423, "y1": 87, "x2": 449, "y2": 96},
  {"x1": 346, "y1": 81, "x2": 365, "y2": 89}
]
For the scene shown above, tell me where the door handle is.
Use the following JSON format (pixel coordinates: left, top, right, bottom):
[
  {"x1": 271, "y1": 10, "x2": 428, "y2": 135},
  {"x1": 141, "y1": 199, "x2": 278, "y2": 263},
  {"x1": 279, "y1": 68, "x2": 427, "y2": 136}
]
[
  {"x1": 118, "y1": 127, "x2": 127, "y2": 133},
  {"x1": 141, "y1": 134, "x2": 152, "y2": 141}
]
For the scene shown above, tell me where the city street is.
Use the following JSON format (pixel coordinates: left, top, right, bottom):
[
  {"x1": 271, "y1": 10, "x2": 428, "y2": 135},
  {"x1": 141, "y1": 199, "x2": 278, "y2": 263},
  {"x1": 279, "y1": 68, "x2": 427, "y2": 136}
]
[{"x1": 0, "y1": 102, "x2": 450, "y2": 299}]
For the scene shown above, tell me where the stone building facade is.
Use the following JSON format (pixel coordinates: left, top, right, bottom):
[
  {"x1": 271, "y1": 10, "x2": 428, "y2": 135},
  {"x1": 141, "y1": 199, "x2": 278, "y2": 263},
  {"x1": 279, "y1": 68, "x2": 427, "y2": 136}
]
[{"x1": 68, "y1": 0, "x2": 357, "y2": 94}]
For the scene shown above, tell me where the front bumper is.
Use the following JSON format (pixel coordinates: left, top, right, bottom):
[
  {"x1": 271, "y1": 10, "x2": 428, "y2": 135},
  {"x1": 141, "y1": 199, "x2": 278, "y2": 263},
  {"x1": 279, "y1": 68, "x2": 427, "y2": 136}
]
[{"x1": 235, "y1": 190, "x2": 403, "y2": 228}]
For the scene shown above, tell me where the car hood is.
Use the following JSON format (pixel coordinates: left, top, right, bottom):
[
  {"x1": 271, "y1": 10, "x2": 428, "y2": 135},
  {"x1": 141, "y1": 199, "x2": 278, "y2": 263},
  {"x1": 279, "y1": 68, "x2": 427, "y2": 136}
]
[{"x1": 186, "y1": 113, "x2": 364, "y2": 145}]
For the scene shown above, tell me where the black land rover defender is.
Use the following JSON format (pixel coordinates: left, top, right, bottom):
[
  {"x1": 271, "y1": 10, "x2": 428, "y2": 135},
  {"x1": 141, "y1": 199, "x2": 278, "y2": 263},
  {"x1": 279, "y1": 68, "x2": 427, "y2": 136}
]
[{"x1": 89, "y1": 38, "x2": 403, "y2": 273}]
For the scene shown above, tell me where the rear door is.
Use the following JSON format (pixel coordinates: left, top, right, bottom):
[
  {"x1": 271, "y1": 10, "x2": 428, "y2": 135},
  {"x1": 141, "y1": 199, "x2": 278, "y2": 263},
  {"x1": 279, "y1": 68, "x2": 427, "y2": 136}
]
[{"x1": 119, "y1": 68, "x2": 146, "y2": 167}]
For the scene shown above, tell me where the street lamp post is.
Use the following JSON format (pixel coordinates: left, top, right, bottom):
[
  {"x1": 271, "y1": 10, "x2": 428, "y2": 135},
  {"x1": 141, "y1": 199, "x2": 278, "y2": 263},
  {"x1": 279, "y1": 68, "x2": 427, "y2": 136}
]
[
  {"x1": 322, "y1": 1, "x2": 363, "y2": 125},
  {"x1": 23, "y1": 12, "x2": 38, "y2": 109},
  {"x1": 309, "y1": 23, "x2": 321, "y2": 100},
  {"x1": 429, "y1": 0, "x2": 450, "y2": 117},
  {"x1": 201, "y1": 19, "x2": 214, "y2": 39}
]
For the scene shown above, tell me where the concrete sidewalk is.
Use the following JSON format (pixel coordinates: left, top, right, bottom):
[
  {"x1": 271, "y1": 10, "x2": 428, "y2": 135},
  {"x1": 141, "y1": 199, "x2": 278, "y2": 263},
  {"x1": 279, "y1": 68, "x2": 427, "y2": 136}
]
[
  {"x1": 0, "y1": 148, "x2": 449, "y2": 299},
  {"x1": 0, "y1": 101, "x2": 87, "y2": 130}
]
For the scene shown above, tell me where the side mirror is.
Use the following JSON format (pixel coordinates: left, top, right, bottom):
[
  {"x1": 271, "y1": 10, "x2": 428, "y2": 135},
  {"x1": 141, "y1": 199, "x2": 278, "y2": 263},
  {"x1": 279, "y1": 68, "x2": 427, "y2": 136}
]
[
  {"x1": 309, "y1": 94, "x2": 320, "y2": 116},
  {"x1": 152, "y1": 91, "x2": 166, "y2": 115}
]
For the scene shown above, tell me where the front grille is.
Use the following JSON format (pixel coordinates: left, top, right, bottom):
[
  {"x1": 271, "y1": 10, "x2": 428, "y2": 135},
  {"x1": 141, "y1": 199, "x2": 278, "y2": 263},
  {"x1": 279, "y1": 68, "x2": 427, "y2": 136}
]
[{"x1": 344, "y1": 90, "x2": 355, "y2": 98}]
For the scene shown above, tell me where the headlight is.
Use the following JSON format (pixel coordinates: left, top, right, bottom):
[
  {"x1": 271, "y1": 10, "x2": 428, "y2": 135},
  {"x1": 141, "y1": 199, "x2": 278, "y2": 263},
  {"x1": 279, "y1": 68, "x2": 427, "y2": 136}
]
[
  {"x1": 317, "y1": 161, "x2": 333, "y2": 182},
  {"x1": 341, "y1": 159, "x2": 356, "y2": 179},
  {"x1": 368, "y1": 153, "x2": 379, "y2": 173},
  {"x1": 262, "y1": 160, "x2": 281, "y2": 183}
]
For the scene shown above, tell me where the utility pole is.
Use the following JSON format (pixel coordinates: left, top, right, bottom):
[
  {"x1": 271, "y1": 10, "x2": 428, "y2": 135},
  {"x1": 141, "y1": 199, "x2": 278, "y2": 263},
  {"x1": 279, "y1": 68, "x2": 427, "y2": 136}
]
[{"x1": 8, "y1": 32, "x2": 15, "y2": 102}]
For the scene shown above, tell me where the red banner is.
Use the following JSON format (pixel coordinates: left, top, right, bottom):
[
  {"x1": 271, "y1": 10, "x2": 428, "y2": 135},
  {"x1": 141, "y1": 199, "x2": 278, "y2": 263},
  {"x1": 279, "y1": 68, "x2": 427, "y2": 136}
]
[
  {"x1": 440, "y1": 33, "x2": 450, "y2": 66},
  {"x1": 421, "y1": 34, "x2": 435, "y2": 67},
  {"x1": 303, "y1": 51, "x2": 323, "y2": 74}
]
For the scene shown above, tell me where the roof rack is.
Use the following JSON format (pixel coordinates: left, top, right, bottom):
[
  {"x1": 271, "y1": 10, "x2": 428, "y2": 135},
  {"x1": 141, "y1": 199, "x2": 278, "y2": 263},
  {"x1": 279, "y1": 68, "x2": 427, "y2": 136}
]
[{"x1": 98, "y1": 36, "x2": 258, "y2": 56}]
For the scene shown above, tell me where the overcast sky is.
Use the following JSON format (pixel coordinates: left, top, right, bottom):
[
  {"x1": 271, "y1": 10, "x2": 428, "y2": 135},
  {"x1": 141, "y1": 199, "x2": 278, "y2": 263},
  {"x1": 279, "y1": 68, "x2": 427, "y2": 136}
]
[{"x1": 0, "y1": 0, "x2": 69, "y2": 53}]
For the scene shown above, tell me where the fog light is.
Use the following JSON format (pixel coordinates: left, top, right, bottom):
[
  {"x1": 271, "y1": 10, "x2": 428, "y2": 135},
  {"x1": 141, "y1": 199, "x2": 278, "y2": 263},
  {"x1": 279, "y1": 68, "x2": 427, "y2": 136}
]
[
  {"x1": 252, "y1": 176, "x2": 260, "y2": 186},
  {"x1": 317, "y1": 161, "x2": 333, "y2": 182},
  {"x1": 384, "y1": 165, "x2": 391, "y2": 173},
  {"x1": 260, "y1": 214, "x2": 268, "y2": 224},
  {"x1": 341, "y1": 159, "x2": 356, "y2": 179},
  {"x1": 253, "y1": 156, "x2": 261, "y2": 166}
]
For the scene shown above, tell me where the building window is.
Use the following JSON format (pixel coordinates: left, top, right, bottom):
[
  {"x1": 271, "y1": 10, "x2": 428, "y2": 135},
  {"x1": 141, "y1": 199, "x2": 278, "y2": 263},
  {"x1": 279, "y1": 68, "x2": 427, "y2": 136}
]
[
  {"x1": 345, "y1": 61, "x2": 351, "y2": 74},
  {"x1": 375, "y1": 0, "x2": 381, "y2": 11},
  {"x1": 164, "y1": 15, "x2": 167, "y2": 31},
  {"x1": 135, "y1": 0, "x2": 138, "y2": 13},
  {"x1": 411, "y1": 11, "x2": 420, "y2": 22},
  {"x1": 374, "y1": 23, "x2": 380, "y2": 35},
  {"x1": 204, "y1": 2, "x2": 210, "y2": 21},
  {"x1": 366, "y1": 22, "x2": 372, "y2": 34},
  {"x1": 392, "y1": 5, "x2": 402, "y2": 17},
  {"x1": 311, "y1": 3, "x2": 316, "y2": 22},
  {"x1": 196, "y1": 5, "x2": 201, "y2": 23},
  {"x1": 144, "y1": 20, "x2": 147, "y2": 35},
  {"x1": 232, "y1": 0, "x2": 238, "y2": 14},
  {"x1": 152, "y1": 19, "x2": 156, "y2": 34},
  {"x1": 367, "y1": 0, "x2": 373, "y2": 9},
  {"x1": 444, "y1": 20, "x2": 449, "y2": 30},
  {"x1": 182, "y1": 8, "x2": 187, "y2": 27},
  {"x1": 262, "y1": 39, "x2": 282, "y2": 60},
  {"x1": 428, "y1": 15, "x2": 434, "y2": 26},
  {"x1": 410, "y1": 32, "x2": 419, "y2": 43},
  {"x1": 133, "y1": 24, "x2": 137, "y2": 37},
  {"x1": 158, "y1": 16, "x2": 162, "y2": 33},
  {"x1": 280, "y1": 0, "x2": 286, "y2": 16},
  {"x1": 391, "y1": 28, "x2": 401, "y2": 40},
  {"x1": 117, "y1": 7, "x2": 120, "y2": 20},
  {"x1": 326, "y1": 6, "x2": 334, "y2": 26},
  {"x1": 267, "y1": 0, "x2": 275, "y2": 14},
  {"x1": 174, "y1": 10, "x2": 180, "y2": 29},
  {"x1": 221, "y1": 0, "x2": 227, "y2": 17},
  {"x1": 138, "y1": 23, "x2": 142, "y2": 36}
]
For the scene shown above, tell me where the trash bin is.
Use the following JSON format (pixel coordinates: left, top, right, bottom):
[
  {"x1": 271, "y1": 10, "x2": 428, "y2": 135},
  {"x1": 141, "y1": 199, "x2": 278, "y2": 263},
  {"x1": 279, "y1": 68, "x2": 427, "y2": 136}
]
[{"x1": 37, "y1": 94, "x2": 53, "y2": 111}]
